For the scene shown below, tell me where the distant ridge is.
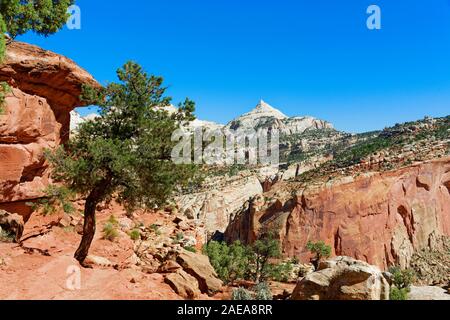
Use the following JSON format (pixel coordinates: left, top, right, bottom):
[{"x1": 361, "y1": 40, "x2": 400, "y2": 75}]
[{"x1": 71, "y1": 100, "x2": 333, "y2": 136}]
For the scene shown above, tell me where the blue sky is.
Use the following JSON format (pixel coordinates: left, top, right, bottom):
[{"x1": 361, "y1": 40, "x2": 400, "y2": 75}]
[{"x1": 18, "y1": 0, "x2": 450, "y2": 133}]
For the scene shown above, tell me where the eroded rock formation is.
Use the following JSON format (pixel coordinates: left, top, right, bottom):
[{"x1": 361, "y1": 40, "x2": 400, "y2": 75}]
[
  {"x1": 0, "y1": 41, "x2": 99, "y2": 219},
  {"x1": 176, "y1": 173, "x2": 263, "y2": 236},
  {"x1": 225, "y1": 157, "x2": 450, "y2": 269}
]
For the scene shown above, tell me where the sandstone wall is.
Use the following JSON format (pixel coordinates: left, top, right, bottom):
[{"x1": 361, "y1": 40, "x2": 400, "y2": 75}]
[
  {"x1": 0, "y1": 41, "x2": 99, "y2": 219},
  {"x1": 225, "y1": 157, "x2": 450, "y2": 269},
  {"x1": 176, "y1": 174, "x2": 263, "y2": 236}
]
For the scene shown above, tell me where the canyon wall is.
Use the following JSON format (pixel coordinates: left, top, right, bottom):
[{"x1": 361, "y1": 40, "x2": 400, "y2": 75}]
[
  {"x1": 225, "y1": 157, "x2": 450, "y2": 269},
  {"x1": 176, "y1": 174, "x2": 263, "y2": 236},
  {"x1": 0, "y1": 41, "x2": 99, "y2": 219}
]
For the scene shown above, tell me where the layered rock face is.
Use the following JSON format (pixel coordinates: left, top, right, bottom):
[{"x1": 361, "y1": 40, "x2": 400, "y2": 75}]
[
  {"x1": 225, "y1": 157, "x2": 450, "y2": 269},
  {"x1": 0, "y1": 41, "x2": 99, "y2": 218},
  {"x1": 176, "y1": 173, "x2": 263, "y2": 236}
]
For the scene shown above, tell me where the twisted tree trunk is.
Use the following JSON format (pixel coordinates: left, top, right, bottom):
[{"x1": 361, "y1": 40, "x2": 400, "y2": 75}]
[{"x1": 74, "y1": 179, "x2": 110, "y2": 267}]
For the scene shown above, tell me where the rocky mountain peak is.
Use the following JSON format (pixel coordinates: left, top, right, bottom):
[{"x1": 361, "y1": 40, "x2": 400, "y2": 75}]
[
  {"x1": 226, "y1": 100, "x2": 333, "y2": 134},
  {"x1": 245, "y1": 99, "x2": 288, "y2": 120}
]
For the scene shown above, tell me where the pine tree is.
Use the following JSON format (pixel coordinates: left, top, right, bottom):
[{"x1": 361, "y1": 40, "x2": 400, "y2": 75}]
[{"x1": 46, "y1": 62, "x2": 199, "y2": 266}]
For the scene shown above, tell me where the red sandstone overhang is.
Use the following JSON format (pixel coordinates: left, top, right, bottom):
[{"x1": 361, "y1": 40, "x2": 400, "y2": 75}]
[{"x1": 0, "y1": 40, "x2": 101, "y2": 111}]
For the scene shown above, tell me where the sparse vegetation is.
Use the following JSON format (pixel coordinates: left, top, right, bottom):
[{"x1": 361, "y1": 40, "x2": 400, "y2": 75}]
[
  {"x1": 307, "y1": 241, "x2": 331, "y2": 270},
  {"x1": 231, "y1": 282, "x2": 273, "y2": 301},
  {"x1": 231, "y1": 287, "x2": 253, "y2": 300},
  {"x1": 184, "y1": 245, "x2": 197, "y2": 253},
  {"x1": 390, "y1": 287, "x2": 409, "y2": 300},
  {"x1": 388, "y1": 266, "x2": 415, "y2": 300},
  {"x1": 0, "y1": 227, "x2": 15, "y2": 243},
  {"x1": 149, "y1": 224, "x2": 162, "y2": 236},
  {"x1": 252, "y1": 282, "x2": 273, "y2": 300},
  {"x1": 388, "y1": 266, "x2": 415, "y2": 290},
  {"x1": 269, "y1": 261, "x2": 294, "y2": 283},
  {"x1": 203, "y1": 240, "x2": 250, "y2": 284},
  {"x1": 250, "y1": 232, "x2": 282, "y2": 282},
  {"x1": 129, "y1": 229, "x2": 141, "y2": 241},
  {"x1": 204, "y1": 231, "x2": 283, "y2": 284},
  {"x1": 102, "y1": 215, "x2": 119, "y2": 241},
  {"x1": 173, "y1": 232, "x2": 184, "y2": 244}
]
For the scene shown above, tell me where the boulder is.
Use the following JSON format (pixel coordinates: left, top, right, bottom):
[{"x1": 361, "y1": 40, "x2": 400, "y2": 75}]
[
  {"x1": 175, "y1": 250, "x2": 223, "y2": 295},
  {"x1": 164, "y1": 270, "x2": 201, "y2": 299},
  {"x1": 0, "y1": 210, "x2": 24, "y2": 242},
  {"x1": 291, "y1": 256, "x2": 390, "y2": 300},
  {"x1": 158, "y1": 260, "x2": 182, "y2": 273},
  {"x1": 408, "y1": 286, "x2": 450, "y2": 300}
]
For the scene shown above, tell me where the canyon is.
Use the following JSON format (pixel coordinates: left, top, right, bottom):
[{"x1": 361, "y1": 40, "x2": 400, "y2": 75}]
[
  {"x1": 0, "y1": 40, "x2": 449, "y2": 300},
  {"x1": 225, "y1": 157, "x2": 450, "y2": 269}
]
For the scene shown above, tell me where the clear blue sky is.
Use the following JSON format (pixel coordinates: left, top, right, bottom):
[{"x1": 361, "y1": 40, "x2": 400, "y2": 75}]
[{"x1": 18, "y1": 0, "x2": 450, "y2": 133}]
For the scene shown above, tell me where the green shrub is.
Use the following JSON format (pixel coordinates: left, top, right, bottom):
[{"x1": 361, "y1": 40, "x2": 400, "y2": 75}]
[
  {"x1": 173, "y1": 232, "x2": 184, "y2": 244},
  {"x1": 232, "y1": 287, "x2": 253, "y2": 300},
  {"x1": 269, "y1": 261, "x2": 294, "y2": 283},
  {"x1": 184, "y1": 245, "x2": 197, "y2": 253},
  {"x1": 129, "y1": 229, "x2": 141, "y2": 241},
  {"x1": 390, "y1": 287, "x2": 409, "y2": 300},
  {"x1": 306, "y1": 241, "x2": 331, "y2": 269},
  {"x1": 388, "y1": 266, "x2": 415, "y2": 290},
  {"x1": 252, "y1": 282, "x2": 273, "y2": 300},
  {"x1": 149, "y1": 224, "x2": 161, "y2": 236},
  {"x1": 102, "y1": 215, "x2": 119, "y2": 241},
  {"x1": 204, "y1": 232, "x2": 286, "y2": 284},
  {"x1": 203, "y1": 240, "x2": 250, "y2": 284},
  {"x1": 250, "y1": 232, "x2": 282, "y2": 282},
  {"x1": 0, "y1": 227, "x2": 15, "y2": 243},
  {"x1": 231, "y1": 283, "x2": 273, "y2": 301}
]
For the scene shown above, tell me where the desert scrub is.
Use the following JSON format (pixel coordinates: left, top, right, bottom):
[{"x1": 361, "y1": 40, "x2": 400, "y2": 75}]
[
  {"x1": 269, "y1": 261, "x2": 294, "y2": 283},
  {"x1": 388, "y1": 266, "x2": 415, "y2": 300},
  {"x1": 204, "y1": 231, "x2": 282, "y2": 284},
  {"x1": 390, "y1": 287, "x2": 409, "y2": 300},
  {"x1": 388, "y1": 266, "x2": 415, "y2": 290},
  {"x1": 102, "y1": 215, "x2": 119, "y2": 241},
  {"x1": 0, "y1": 227, "x2": 15, "y2": 243},
  {"x1": 184, "y1": 245, "x2": 197, "y2": 253},
  {"x1": 231, "y1": 282, "x2": 273, "y2": 301},
  {"x1": 232, "y1": 287, "x2": 253, "y2": 300},
  {"x1": 149, "y1": 224, "x2": 161, "y2": 235},
  {"x1": 173, "y1": 232, "x2": 184, "y2": 243},
  {"x1": 129, "y1": 229, "x2": 141, "y2": 241},
  {"x1": 252, "y1": 282, "x2": 273, "y2": 300}
]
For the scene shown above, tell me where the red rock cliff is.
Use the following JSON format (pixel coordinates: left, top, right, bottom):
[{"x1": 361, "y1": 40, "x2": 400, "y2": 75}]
[
  {"x1": 225, "y1": 157, "x2": 450, "y2": 269},
  {"x1": 0, "y1": 41, "x2": 99, "y2": 219}
]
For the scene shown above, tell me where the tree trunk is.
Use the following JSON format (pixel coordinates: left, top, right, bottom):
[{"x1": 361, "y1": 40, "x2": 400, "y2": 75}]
[{"x1": 74, "y1": 182, "x2": 108, "y2": 267}]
